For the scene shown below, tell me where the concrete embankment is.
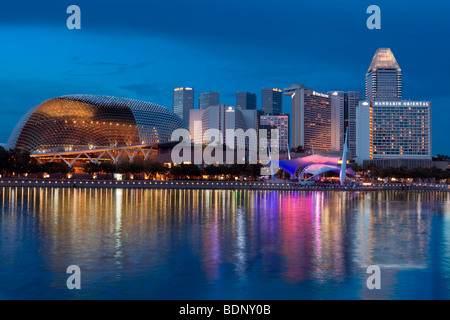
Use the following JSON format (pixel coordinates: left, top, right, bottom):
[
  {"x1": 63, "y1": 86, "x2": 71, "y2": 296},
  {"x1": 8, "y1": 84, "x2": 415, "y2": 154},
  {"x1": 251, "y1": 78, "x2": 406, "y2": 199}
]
[{"x1": 0, "y1": 179, "x2": 449, "y2": 192}]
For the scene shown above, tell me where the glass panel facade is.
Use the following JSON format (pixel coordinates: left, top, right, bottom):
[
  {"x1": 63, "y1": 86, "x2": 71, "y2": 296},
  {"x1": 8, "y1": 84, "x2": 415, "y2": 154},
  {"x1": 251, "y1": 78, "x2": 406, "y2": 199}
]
[{"x1": 8, "y1": 95, "x2": 188, "y2": 153}]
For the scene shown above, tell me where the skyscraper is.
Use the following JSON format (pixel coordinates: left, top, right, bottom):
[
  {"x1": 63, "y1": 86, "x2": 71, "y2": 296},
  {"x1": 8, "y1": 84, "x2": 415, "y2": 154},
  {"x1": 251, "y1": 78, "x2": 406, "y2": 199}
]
[
  {"x1": 189, "y1": 105, "x2": 257, "y2": 151},
  {"x1": 329, "y1": 91, "x2": 344, "y2": 152},
  {"x1": 259, "y1": 114, "x2": 290, "y2": 153},
  {"x1": 357, "y1": 48, "x2": 432, "y2": 168},
  {"x1": 199, "y1": 91, "x2": 220, "y2": 110},
  {"x1": 285, "y1": 84, "x2": 331, "y2": 153},
  {"x1": 344, "y1": 91, "x2": 362, "y2": 158},
  {"x1": 173, "y1": 87, "x2": 194, "y2": 125},
  {"x1": 262, "y1": 88, "x2": 283, "y2": 114},
  {"x1": 236, "y1": 92, "x2": 257, "y2": 110},
  {"x1": 365, "y1": 48, "x2": 402, "y2": 101}
]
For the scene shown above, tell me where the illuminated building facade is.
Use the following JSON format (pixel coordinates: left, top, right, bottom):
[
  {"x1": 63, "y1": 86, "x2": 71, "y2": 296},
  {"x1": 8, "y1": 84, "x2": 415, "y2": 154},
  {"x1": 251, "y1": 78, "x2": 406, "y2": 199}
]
[
  {"x1": 173, "y1": 87, "x2": 194, "y2": 125},
  {"x1": 262, "y1": 88, "x2": 283, "y2": 114},
  {"x1": 356, "y1": 100, "x2": 432, "y2": 168},
  {"x1": 7, "y1": 95, "x2": 188, "y2": 155},
  {"x1": 189, "y1": 105, "x2": 257, "y2": 151},
  {"x1": 329, "y1": 91, "x2": 345, "y2": 152},
  {"x1": 285, "y1": 84, "x2": 331, "y2": 153},
  {"x1": 366, "y1": 48, "x2": 402, "y2": 101},
  {"x1": 259, "y1": 114, "x2": 290, "y2": 152}
]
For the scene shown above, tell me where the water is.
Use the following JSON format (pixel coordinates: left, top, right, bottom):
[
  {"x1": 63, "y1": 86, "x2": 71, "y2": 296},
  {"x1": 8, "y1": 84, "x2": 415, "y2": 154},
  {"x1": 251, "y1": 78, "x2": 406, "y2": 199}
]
[{"x1": 0, "y1": 186, "x2": 449, "y2": 300}]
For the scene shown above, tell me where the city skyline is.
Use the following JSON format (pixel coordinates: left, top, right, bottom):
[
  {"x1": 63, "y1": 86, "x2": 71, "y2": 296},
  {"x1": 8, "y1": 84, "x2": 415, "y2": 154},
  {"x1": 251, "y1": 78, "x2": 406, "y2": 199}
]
[{"x1": 0, "y1": 1, "x2": 449, "y2": 155}]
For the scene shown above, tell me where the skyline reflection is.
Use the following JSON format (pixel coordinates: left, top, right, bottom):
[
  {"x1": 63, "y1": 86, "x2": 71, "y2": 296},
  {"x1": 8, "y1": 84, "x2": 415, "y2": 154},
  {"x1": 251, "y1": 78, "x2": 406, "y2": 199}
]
[{"x1": 0, "y1": 187, "x2": 449, "y2": 299}]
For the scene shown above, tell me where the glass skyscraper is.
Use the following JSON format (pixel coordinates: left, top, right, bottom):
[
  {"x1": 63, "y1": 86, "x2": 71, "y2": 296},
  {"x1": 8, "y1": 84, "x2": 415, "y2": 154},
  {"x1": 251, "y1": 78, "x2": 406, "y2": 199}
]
[
  {"x1": 173, "y1": 87, "x2": 194, "y2": 125},
  {"x1": 261, "y1": 88, "x2": 283, "y2": 114},
  {"x1": 236, "y1": 92, "x2": 257, "y2": 110},
  {"x1": 199, "y1": 91, "x2": 220, "y2": 110}
]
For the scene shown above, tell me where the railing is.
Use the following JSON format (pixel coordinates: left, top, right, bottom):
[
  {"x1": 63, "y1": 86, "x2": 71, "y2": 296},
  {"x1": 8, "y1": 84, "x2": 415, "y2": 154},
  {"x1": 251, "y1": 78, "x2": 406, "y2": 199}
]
[{"x1": 0, "y1": 179, "x2": 448, "y2": 191}]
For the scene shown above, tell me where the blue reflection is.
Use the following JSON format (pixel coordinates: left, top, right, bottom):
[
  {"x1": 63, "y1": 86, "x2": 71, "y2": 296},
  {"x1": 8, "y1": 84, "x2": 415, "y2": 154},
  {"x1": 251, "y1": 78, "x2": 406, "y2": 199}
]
[{"x1": 0, "y1": 187, "x2": 449, "y2": 299}]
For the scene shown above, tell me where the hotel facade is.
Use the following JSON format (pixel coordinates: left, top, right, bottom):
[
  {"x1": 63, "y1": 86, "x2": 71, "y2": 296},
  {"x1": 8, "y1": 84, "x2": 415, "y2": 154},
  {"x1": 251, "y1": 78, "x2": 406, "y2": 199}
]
[
  {"x1": 285, "y1": 84, "x2": 331, "y2": 153},
  {"x1": 356, "y1": 100, "x2": 432, "y2": 168},
  {"x1": 356, "y1": 48, "x2": 432, "y2": 168}
]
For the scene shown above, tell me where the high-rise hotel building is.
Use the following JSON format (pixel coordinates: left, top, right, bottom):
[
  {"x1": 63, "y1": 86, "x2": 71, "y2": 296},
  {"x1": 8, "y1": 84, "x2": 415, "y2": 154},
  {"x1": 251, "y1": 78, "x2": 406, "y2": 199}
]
[
  {"x1": 356, "y1": 48, "x2": 432, "y2": 168},
  {"x1": 285, "y1": 84, "x2": 331, "y2": 153},
  {"x1": 189, "y1": 105, "x2": 258, "y2": 152},
  {"x1": 173, "y1": 87, "x2": 194, "y2": 125},
  {"x1": 356, "y1": 101, "x2": 432, "y2": 167}
]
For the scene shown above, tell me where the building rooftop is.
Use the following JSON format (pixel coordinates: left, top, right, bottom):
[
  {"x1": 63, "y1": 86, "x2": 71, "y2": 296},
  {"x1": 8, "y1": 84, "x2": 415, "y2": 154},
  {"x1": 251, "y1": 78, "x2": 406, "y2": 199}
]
[{"x1": 367, "y1": 48, "x2": 401, "y2": 73}]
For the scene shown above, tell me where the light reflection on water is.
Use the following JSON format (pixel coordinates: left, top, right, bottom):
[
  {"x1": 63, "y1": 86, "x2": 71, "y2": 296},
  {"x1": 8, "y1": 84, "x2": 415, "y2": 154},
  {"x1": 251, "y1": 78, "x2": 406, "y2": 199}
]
[{"x1": 0, "y1": 187, "x2": 449, "y2": 299}]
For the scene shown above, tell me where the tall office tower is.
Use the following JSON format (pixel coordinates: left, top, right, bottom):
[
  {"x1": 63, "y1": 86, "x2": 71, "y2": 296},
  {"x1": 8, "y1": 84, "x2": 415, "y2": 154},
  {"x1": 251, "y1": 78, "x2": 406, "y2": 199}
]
[
  {"x1": 189, "y1": 109, "x2": 205, "y2": 145},
  {"x1": 356, "y1": 100, "x2": 432, "y2": 168},
  {"x1": 329, "y1": 91, "x2": 345, "y2": 152},
  {"x1": 259, "y1": 114, "x2": 290, "y2": 153},
  {"x1": 344, "y1": 91, "x2": 362, "y2": 158},
  {"x1": 189, "y1": 105, "x2": 257, "y2": 151},
  {"x1": 199, "y1": 91, "x2": 219, "y2": 109},
  {"x1": 236, "y1": 92, "x2": 257, "y2": 110},
  {"x1": 173, "y1": 87, "x2": 194, "y2": 125},
  {"x1": 365, "y1": 48, "x2": 402, "y2": 101},
  {"x1": 285, "y1": 84, "x2": 331, "y2": 153},
  {"x1": 262, "y1": 88, "x2": 283, "y2": 114}
]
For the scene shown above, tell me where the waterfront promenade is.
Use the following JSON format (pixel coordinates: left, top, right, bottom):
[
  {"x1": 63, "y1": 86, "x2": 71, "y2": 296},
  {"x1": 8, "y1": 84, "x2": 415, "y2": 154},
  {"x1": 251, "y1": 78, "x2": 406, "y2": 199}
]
[{"x1": 0, "y1": 178, "x2": 448, "y2": 192}]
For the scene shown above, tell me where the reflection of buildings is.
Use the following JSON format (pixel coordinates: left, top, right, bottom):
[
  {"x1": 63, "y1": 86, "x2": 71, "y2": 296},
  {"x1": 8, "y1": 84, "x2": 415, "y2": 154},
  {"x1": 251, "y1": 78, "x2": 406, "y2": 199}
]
[
  {"x1": 352, "y1": 191, "x2": 433, "y2": 299},
  {"x1": 2, "y1": 188, "x2": 448, "y2": 299},
  {"x1": 279, "y1": 192, "x2": 348, "y2": 284}
]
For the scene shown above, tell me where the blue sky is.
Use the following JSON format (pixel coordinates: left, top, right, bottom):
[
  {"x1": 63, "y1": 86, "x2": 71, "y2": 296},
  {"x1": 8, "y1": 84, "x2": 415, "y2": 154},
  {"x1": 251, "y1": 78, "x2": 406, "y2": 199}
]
[{"x1": 0, "y1": 0, "x2": 449, "y2": 154}]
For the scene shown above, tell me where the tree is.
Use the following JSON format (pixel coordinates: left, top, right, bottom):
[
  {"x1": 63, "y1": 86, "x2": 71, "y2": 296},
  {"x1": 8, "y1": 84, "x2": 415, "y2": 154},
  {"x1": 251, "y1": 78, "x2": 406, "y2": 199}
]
[
  {"x1": 0, "y1": 146, "x2": 10, "y2": 175},
  {"x1": 144, "y1": 160, "x2": 166, "y2": 179},
  {"x1": 82, "y1": 162, "x2": 101, "y2": 175},
  {"x1": 170, "y1": 163, "x2": 202, "y2": 179},
  {"x1": 99, "y1": 162, "x2": 116, "y2": 179},
  {"x1": 290, "y1": 145, "x2": 305, "y2": 153},
  {"x1": 41, "y1": 162, "x2": 70, "y2": 174},
  {"x1": 8, "y1": 148, "x2": 31, "y2": 174}
]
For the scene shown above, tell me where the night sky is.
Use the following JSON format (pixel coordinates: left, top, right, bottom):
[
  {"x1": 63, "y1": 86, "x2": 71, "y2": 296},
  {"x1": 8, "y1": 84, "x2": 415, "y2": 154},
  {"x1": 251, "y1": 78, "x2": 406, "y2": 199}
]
[{"x1": 0, "y1": 0, "x2": 448, "y2": 154}]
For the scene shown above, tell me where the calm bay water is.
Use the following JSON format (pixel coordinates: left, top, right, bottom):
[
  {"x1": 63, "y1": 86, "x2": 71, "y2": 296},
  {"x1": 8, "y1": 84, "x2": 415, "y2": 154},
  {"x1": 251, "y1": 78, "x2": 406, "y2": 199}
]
[{"x1": 0, "y1": 186, "x2": 449, "y2": 300}]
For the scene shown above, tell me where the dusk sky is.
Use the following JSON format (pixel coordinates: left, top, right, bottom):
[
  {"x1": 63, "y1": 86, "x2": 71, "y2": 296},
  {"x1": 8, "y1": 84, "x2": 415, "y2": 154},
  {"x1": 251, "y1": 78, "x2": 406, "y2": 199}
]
[{"x1": 0, "y1": 0, "x2": 449, "y2": 154}]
